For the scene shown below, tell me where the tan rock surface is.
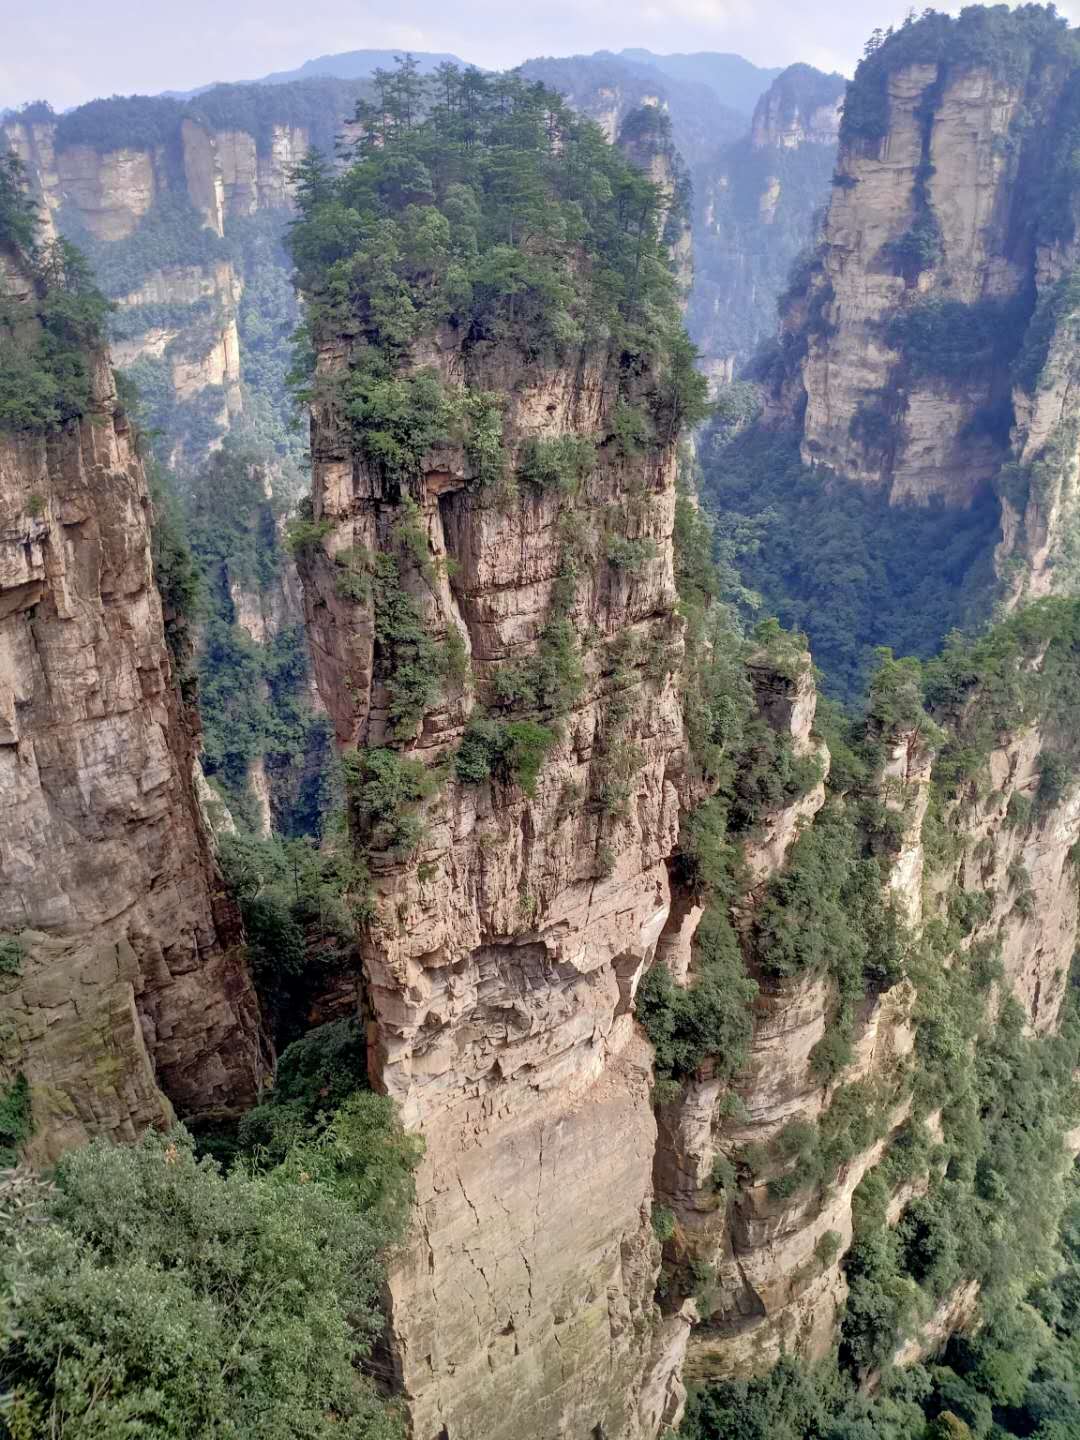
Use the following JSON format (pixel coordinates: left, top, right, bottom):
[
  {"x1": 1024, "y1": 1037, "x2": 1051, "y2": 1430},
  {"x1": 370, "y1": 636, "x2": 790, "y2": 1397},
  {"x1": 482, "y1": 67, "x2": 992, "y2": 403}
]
[{"x1": 0, "y1": 326, "x2": 268, "y2": 1160}]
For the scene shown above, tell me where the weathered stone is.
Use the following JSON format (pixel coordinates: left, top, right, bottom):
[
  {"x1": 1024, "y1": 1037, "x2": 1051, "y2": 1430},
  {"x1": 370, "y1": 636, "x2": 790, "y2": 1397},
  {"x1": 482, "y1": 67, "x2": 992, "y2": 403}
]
[{"x1": 0, "y1": 301, "x2": 269, "y2": 1161}]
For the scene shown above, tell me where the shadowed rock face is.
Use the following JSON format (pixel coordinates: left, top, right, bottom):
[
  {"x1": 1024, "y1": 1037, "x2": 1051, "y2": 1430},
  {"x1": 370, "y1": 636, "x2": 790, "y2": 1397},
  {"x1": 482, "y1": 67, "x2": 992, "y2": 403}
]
[{"x1": 0, "y1": 294, "x2": 269, "y2": 1161}]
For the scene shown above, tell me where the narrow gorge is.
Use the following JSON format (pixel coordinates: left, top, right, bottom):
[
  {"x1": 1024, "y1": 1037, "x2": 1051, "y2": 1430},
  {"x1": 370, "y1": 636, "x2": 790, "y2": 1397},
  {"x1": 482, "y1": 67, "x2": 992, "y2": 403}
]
[{"x1": 3, "y1": 14, "x2": 1080, "y2": 1440}]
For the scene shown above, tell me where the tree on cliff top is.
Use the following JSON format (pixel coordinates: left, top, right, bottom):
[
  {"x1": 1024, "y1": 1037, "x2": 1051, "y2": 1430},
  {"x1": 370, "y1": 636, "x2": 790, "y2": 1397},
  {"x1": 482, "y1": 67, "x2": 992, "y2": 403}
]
[
  {"x1": 841, "y1": 4, "x2": 1080, "y2": 147},
  {"x1": 288, "y1": 59, "x2": 708, "y2": 433}
]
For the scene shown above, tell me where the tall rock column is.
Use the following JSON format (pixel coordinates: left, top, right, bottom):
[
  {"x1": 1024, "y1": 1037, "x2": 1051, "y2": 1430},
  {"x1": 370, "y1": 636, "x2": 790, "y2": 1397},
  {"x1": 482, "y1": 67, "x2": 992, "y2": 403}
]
[
  {"x1": 298, "y1": 321, "x2": 693, "y2": 1436},
  {"x1": 0, "y1": 287, "x2": 268, "y2": 1161}
]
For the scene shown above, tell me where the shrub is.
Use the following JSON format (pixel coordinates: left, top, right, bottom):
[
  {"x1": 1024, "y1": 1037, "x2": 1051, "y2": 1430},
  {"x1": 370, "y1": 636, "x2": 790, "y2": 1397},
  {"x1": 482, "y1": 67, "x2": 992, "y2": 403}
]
[
  {"x1": 815, "y1": 1230, "x2": 843, "y2": 1267},
  {"x1": 651, "y1": 1205, "x2": 677, "y2": 1243},
  {"x1": 0, "y1": 1076, "x2": 32, "y2": 1167},
  {"x1": 0, "y1": 1121, "x2": 416, "y2": 1438},
  {"x1": 344, "y1": 747, "x2": 436, "y2": 856},
  {"x1": 1037, "y1": 751, "x2": 1075, "y2": 813},
  {"x1": 1005, "y1": 792, "x2": 1034, "y2": 829},
  {"x1": 518, "y1": 434, "x2": 595, "y2": 493},
  {"x1": 605, "y1": 533, "x2": 658, "y2": 573},
  {"x1": 636, "y1": 909, "x2": 757, "y2": 1083},
  {"x1": 0, "y1": 938, "x2": 24, "y2": 978},
  {"x1": 454, "y1": 715, "x2": 557, "y2": 796}
]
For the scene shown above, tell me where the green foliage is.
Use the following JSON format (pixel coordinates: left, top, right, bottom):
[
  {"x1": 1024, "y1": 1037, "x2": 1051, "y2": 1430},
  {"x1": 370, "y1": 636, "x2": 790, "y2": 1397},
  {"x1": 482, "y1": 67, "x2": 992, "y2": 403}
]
[
  {"x1": 235, "y1": 1025, "x2": 421, "y2": 1216},
  {"x1": 53, "y1": 94, "x2": 188, "y2": 151},
  {"x1": 636, "y1": 909, "x2": 758, "y2": 1085},
  {"x1": 0, "y1": 1118, "x2": 414, "y2": 1438},
  {"x1": 924, "y1": 598, "x2": 1080, "y2": 796},
  {"x1": 454, "y1": 715, "x2": 557, "y2": 797},
  {"x1": 0, "y1": 154, "x2": 37, "y2": 255},
  {"x1": 1038, "y1": 750, "x2": 1076, "y2": 813},
  {"x1": 882, "y1": 214, "x2": 944, "y2": 283},
  {"x1": 343, "y1": 747, "x2": 437, "y2": 857},
  {"x1": 1005, "y1": 791, "x2": 1034, "y2": 829},
  {"x1": 341, "y1": 365, "x2": 459, "y2": 484},
  {"x1": 752, "y1": 800, "x2": 912, "y2": 993},
  {"x1": 286, "y1": 513, "x2": 335, "y2": 558},
  {"x1": 840, "y1": 7, "x2": 1078, "y2": 147},
  {"x1": 701, "y1": 427, "x2": 1000, "y2": 704},
  {"x1": 289, "y1": 60, "x2": 697, "y2": 442},
  {"x1": 1013, "y1": 270, "x2": 1080, "y2": 393},
  {"x1": 368, "y1": 552, "x2": 443, "y2": 738},
  {"x1": 491, "y1": 615, "x2": 585, "y2": 719},
  {"x1": 0, "y1": 170, "x2": 112, "y2": 433},
  {"x1": 327, "y1": 541, "x2": 446, "y2": 740},
  {"x1": 60, "y1": 193, "x2": 227, "y2": 297},
  {"x1": 518, "y1": 434, "x2": 596, "y2": 493},
  {"x1": 886, "y1": 295, "x2": 1030, "y2": 381},
  {"x1": 218, "y1": 832, "x2": 370, "y2": 1046},
  {"x1": 652, "y1": 1205, "x2": 677, "y2": 1243},
  {"x1": 0, "y1": 939, "x2": 24, "y2": 979},
  {"x1": 605, "y1": 533, "x2": 658, "y2": 573},
  {"x1": 0, "y1": 1077, "x2": 32, "y2": 1168}
]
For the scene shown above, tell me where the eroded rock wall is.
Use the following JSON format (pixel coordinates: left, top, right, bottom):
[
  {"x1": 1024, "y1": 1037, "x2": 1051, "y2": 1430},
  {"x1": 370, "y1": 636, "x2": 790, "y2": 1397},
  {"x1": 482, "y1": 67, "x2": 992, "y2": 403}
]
[
  {"x1": 651, "y1": 641, "x2": 1080, "y2": 1385},
  {"x1": 773, "y1": 20, "x2": 1080, "y2": 602},
  {"x1": 300, "y1": 323, "x2": 690, "y2": 1437},
  {"x1": 0, "y1": 315, "x2": 268, "y2": 1161},
  {"x1": 688, "y1": 65, "x2": 842, "y2": 390}
]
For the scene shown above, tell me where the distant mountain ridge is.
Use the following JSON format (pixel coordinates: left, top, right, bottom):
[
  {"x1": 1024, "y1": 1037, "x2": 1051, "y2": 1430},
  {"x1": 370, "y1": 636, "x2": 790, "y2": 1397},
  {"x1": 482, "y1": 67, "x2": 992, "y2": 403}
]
[
  {"x1": 159, "y1": 49, "x2": 468, "y2": 101},
  {"x1": 157, "y1": 45, "x2": 783, "y2": 114},
  {"x1": 615, "y1": 48, "x2": 785, "y2": 112}
]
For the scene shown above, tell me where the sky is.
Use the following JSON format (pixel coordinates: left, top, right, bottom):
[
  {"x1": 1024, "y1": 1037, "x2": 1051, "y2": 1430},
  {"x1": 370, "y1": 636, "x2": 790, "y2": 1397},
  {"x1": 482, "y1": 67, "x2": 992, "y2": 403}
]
[{"x1": 4, "y1": 0, "x2": 1079, "y2": 112}]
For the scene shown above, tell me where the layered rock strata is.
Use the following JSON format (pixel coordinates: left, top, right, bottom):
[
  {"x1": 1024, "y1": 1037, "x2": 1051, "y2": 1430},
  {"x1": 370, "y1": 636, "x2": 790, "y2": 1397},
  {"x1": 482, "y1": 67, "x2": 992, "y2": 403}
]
[
  {"x1": 774, "y1": 17, "x2": 1080, "y2": 598},
  {"x1": 299, "y1": 322, "x2": 691, "y2": 1437},
  {"x1": 0, "y1": 294, "x2": 268, "y2": 1162}
]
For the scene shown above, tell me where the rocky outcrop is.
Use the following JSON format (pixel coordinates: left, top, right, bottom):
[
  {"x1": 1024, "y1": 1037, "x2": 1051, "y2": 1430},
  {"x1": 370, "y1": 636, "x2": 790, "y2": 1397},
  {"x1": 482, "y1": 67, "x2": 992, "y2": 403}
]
[
  {"x1": 300, "y1": 323, "x2": 689, "y2": 1439},
  {"x1": 649, "y1": 625, "x2": 1080, "y2": 1384},
  {"x1": 0, "y1": 286, "x2": 268, "y2": 1162},
  {"x1": 792, "y1": 61, "x2": 1031, "y2": 502},
  {"x1": 773, "y1": 11, "x2": 1080, "y2": 599},
  {"x1": 750, "y1": 64, "x2": 845, "y2": 150}
]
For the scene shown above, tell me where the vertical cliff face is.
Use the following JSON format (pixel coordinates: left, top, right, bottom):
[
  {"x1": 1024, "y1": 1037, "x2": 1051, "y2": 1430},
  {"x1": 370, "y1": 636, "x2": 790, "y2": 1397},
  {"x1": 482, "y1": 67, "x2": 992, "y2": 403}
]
[
  {"x1": 774, "y1": 9, "x2": 1080, "y2": 598},
  {"x1": 648, "y1": 607, "x2": 1080, "y2": 1385},
  {"x1": 0, "y1": 253, "x2": 268, "y2": 1162},
  {"x1": 290, "y1": 69, "x2": 709, "y2": 1439},
  {"x1": 302, "y1": 337, "x2": 689, "y2": 1440},
  {"x1": 687, "y1": 65, "x2": 844, "y2": 388}
]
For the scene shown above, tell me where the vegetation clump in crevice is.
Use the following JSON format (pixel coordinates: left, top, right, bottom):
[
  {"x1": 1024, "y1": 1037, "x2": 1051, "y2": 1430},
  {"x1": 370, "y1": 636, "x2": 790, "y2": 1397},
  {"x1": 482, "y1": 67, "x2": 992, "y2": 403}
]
[{"x1": 0, "y1": 155, "x2": 112, "y2": 433}]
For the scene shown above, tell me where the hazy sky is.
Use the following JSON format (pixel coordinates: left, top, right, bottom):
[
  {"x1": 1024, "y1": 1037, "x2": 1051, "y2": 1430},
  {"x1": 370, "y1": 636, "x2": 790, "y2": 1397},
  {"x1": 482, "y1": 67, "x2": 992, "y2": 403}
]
[{"x1": 4, "y1": 0, "x2": 1079, "y2": 112}]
